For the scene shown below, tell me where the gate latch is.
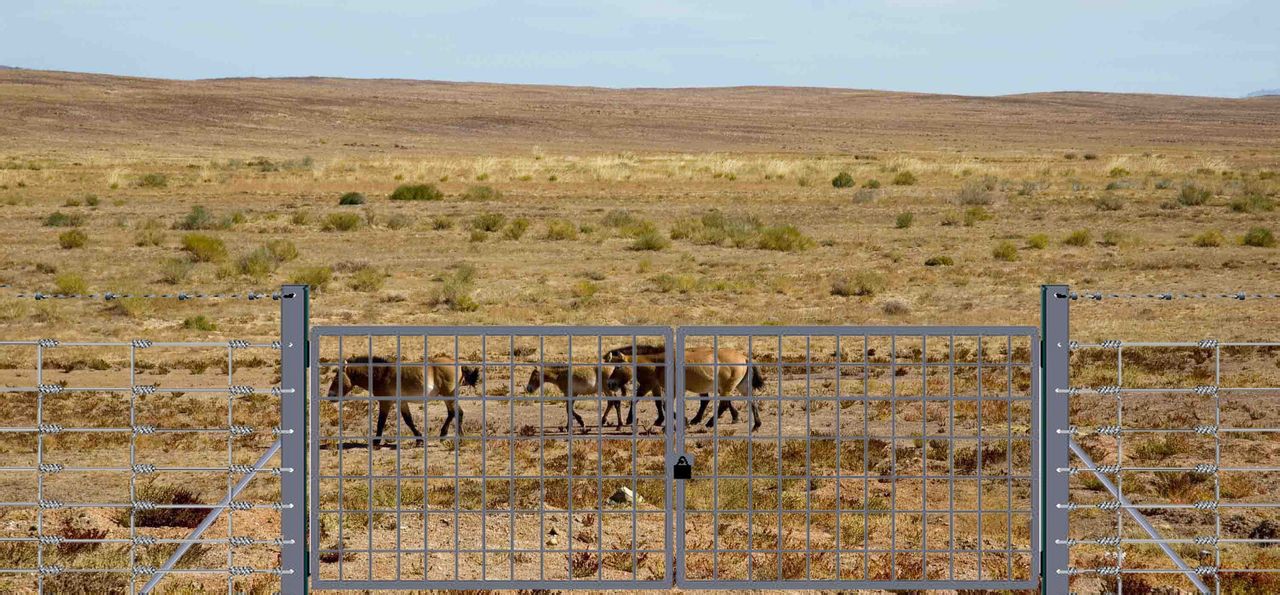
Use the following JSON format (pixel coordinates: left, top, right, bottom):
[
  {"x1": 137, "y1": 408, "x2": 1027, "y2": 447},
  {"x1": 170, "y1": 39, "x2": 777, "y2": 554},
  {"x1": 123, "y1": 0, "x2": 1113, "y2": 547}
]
[{"x1": 673, "y1": 454, "x2": 693, "y2": 480}]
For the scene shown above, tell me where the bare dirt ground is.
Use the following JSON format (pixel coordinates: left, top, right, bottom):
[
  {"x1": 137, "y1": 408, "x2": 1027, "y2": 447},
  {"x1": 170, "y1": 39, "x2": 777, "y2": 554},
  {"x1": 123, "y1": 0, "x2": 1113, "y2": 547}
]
[{"x1": 0, "y1": 69, "x2": 1278, "y2": 592}]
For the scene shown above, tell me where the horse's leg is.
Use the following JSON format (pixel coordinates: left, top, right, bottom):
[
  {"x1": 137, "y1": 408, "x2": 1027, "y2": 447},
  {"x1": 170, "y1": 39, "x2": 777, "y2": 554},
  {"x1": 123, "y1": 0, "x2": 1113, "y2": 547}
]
[
  {"x1": 688, "y1": 394, "x2": 711, "y2": 425},
  {"x1": 652, "y1": 387, "x2": 666, "y2": 429},
  {"x1": 566, "y1": 398, "x2": 585, "y2": 433},
  {"x1": 454, "y1": 396, "x2": 465, "y2": 437},
  {"x1": 399, "y1": 400, "x2": 423, "y2": 444},
  {"x1": 373, "y1": 401, "x2": 390, "y2": 449},
  {"x1": 602, "y1": 399, "x2": 618, "y2": 428}
]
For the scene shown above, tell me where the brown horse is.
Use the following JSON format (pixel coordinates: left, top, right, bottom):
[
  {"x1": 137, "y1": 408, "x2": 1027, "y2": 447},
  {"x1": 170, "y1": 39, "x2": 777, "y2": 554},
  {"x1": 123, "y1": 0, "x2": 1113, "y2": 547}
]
[
  {"x1": 524, "y1": 365, "x2": 615, "y2": 433},
  {"x1": 325, "y1": 355, "x2": 480, "y2": 447},
  {"x1": 605, "y1": 346, "x2": 765, "y2": 430}
]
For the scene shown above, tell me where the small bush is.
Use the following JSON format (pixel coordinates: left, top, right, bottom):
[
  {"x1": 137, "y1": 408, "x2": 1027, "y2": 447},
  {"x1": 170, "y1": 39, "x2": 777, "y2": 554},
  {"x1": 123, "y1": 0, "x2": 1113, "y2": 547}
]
[
  {"x1": 1243, "y1": 227, "x2": 1276, "y2": 248},
  {"x1": 55, "y1": 273, "x2": 87, "y2": 295},
  {"x1": 181, "y1": 233, "x2": 227, "y2": 262},
  {"x1": 385, "y1": 213, "x2": 413, "y2": 230},
  {"x1": 138, "y1": 173, "x2": 168, "y2": 188},
  {"x1": 173, "y1": 205, "x2": 235, "y2": 230},
  {"x1": 1108, "y1": 167, "x2": 1130, "y2": 178},
  {"x1": 571, "y1": 280, "x2": 600, "y2": 307},
  {"x1": 1193, "y1": 230, "x2": 1224, "y2": 247},
  {"x1": 940, "y1": 212, "x2": 960, "y2": 226},
  {"x1": 58, "y1": 229, "x2": 88, "y2": 249},
  {"x1": 891, "y1": 171, "x2": 917, "y2": 186},
  {"x1": 431, "y1": 215, "x2": 454, "y2": 230},
  {"x1": 1063, "y1": 230, "x2": 1092, "y2": 247},
  {"x1": 992, "y1": 241, "x2": 1019, "y2": 261},
  {"x1": 43, "y1": 211, "x2": 84, "y2": 227},
  {"x1": 1083, "y1": 152, "x2": 1098, "y2": 161},
  {"x1": 1178, "y1": 184, "x2": 1211, "y2": 206},
  {"x1": 831, "y1": 172, "x2": 855, "y2": 188},
  {"x1": 134, "y1": 219, "x2": 166, "y2": 246},
  {"x1": 84, "y1": 194, "x2": 100, "y2": 207},
  {"x1": 183, "y1": 315, "x2": 217, "y2": 332},
  {"x1": 338, "y1": 192, "x2": 366, "y2": 205},
  {"x1": 289, "y1": 210, "x2": 311, "y2": 226},
  {"x1": 349, "y1": 266, "x2": 387, "y2": 292},
  {"x1": 503, "y1": 217, "x2": 530, "y2": 240},
  {"x1": 1099, "y1": 230, "x2": 1128, "y2": 247},
  {"x1": 832, "y1": 271, "x2": 887, "y2": 297},
  {"x1": 963, "y1": 207, "x2": 992, "y2": 226},
  {"x1": 895, "y1": 212, "x2": 913, "y2": 229},
  {"x1": 120, "y1": 484, "x2": 204, "y2": 528},
  {"x1": 471, "y1": 212, "x2": 506, "y2": 232},
  {"x1": 863, "y1": 179, "x2": 881, "y2": 189},
  {"x1": 264, "y1": 239, "x2": 299, "y2": 263},
  {"x1": 630, "y1": 229, "x2": 671, "y2": 251},
  {"x1": 757, "y1": 224, "x2": 814, "y2": 251},
  {"x1": 652, "y1": 273, "x2": 698, "y2": 294},
  {"x1": 545, "y1": 219, "x2": 578, "y2": 241},
  {"x1": 290, "y1": 265, "x2": 333, "y2": 293},
  {"x1": 1095, "y1": 194, "x2": 1124, "y2": 211},
  {"x1": 159, "y1": 258, "x2": 194, "y2": 285},
  {"x1": 1231, "y1": 195, "x2": 1276, "y2": 213},
  {"x1": 882, "y1": 300, "x2": 911, "y2": 316},
  {"x1": 432, "y1": 265, "x2": 479, "y2": 311},
  {"x1": 957, "y1": 181, "x2": 993, "y2": 206},
  {"x1": 924, "y1": 255, "x2": 954, "y2": 266},
  {"x1": 1026, "y1": 234, "x2": 1049, "y2": 249},
  {"x1": 468, "y1": 229, "x2": 488, "y2": 242},
  {"x1": 322, "y1": 212, "x2": 362, "y2": 232},
  {"x1": 236, "y1": 248, "x2": 277, "y2": 280},
  {"x1": 389, "y1": 183, "x2": 443, "y2": 201},
  {"x1": 463, "y1": 185, "x2": 502, "y2": 201}
]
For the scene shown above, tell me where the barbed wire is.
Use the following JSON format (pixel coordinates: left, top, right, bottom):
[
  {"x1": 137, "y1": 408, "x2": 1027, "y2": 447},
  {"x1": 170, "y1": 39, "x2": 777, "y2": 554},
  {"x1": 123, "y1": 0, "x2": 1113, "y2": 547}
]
[
  {"x1": 1056, "y1": 291, "x2": 1280, "y2": 301},
  {"x1": 0, "y1": 285, "x2": 294, "y2": 301}
]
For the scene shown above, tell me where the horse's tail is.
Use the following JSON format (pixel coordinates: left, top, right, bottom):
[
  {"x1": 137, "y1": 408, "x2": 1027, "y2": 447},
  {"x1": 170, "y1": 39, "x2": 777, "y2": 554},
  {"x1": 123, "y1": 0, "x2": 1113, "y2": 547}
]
[{"x1": 750, "y1": 364, "x2": 765, "y2": 391}]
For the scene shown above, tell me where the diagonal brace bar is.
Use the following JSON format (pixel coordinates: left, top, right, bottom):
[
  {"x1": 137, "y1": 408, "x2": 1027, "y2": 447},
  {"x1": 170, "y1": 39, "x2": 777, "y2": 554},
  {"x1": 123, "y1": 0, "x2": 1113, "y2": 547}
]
[
  {"x1": 1068, "y1": 439, "x2": 1209, "y2": 594},
  {"x1": 140, "y1": 438, "x2": 282, "y2": 594}
]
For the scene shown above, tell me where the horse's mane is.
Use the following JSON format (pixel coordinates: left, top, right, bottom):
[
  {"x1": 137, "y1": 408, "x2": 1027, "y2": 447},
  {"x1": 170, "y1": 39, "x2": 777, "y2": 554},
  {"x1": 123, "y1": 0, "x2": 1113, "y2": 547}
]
[{"x1": 604, "y1": 344, "x2": 665, "y2": 358}]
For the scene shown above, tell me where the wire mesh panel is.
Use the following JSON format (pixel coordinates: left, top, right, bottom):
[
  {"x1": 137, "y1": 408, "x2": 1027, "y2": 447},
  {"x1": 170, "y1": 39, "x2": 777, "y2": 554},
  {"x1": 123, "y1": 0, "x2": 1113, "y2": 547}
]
[
  {"x1": 0, "y1": 337, "x2": 301, "y2": 593},
  {"x1": 673, "y1": 326, "x2": 1039, "y2": 590},
  {"x1": 1061, "y1": 339, "x2": 1280, "y2": 594},
  {"x1": 309, "y1": 325, "x2": 674, "y2": 590}
]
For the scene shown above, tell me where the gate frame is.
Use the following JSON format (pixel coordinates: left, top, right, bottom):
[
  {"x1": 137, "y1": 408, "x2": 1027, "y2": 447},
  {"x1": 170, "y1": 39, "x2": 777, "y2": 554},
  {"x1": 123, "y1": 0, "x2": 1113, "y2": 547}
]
[
  {"x1": 306, "y1": 325, "x2": 676, "y2": 591},
  {"x1": 673, "y1": 325, "x2": 1042, "y2": 591}
]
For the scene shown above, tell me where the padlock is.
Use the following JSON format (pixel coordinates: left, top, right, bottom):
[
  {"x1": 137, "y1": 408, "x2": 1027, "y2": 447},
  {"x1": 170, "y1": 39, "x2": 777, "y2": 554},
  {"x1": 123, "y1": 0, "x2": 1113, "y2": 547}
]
[{"x1": 673, "y1": 455, "x2": 692, "y2": 480}]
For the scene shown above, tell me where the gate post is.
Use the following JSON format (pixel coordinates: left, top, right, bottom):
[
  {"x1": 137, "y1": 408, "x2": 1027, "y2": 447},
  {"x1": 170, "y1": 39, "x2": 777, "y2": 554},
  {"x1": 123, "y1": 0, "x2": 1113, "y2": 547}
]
[
  {"x1": 280, "y1": 285, "x2": 309, "y2": 593},
  {"x1": 1041, "y1": 285, "x2": 1070, "y2": 593}
]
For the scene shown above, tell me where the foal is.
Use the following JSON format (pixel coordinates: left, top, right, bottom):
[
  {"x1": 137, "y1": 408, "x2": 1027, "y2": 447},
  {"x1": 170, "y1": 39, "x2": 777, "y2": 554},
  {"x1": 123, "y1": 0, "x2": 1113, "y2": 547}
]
[
  {"x1": 524, "y1": 365, "x2": 615, "y2": 433},
  {"x1": 605, "y1": 347, "x2": 765, "y2": 430},
  {"x1": 326, "y1": 355, "x2": 480, "y2": 447}
]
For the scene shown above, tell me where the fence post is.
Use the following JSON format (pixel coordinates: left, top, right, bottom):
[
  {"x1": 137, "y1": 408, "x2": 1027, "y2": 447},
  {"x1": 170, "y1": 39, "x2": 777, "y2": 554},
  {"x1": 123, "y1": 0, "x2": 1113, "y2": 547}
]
[
  {"x1": 280, "y1": 284, "x2": 309, "y2": 593},
  {"x1": 1041, "y1": 285, "x2": 1070, "y2": 593}
]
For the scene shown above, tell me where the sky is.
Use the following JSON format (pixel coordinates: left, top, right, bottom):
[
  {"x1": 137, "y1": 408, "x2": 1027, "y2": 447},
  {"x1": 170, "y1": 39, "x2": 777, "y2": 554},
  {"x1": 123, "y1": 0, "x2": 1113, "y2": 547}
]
[{"x1": 2, "y1": 0, "x2": 1277, "y2": 97}]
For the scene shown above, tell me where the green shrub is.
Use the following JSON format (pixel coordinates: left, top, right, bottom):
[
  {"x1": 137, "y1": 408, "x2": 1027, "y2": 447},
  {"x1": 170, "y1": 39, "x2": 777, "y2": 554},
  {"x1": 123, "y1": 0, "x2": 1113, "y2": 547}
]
[
  {"x1": 43, "y1": 211, "x2": 84, "y2": 227},
  {"x1": 670, "y1": 217, "x2": 702, "y2": 240},
  {"x1": 134, "y1": 219, "x2": 165, "y2": 246},
  {"x1": 895, "y1": 212, "x2": 914, "y2": 229},
  {"x1": 892, "y1": 171, "x2": 917, "y2": 186},
  {"x1": 174, "y1": 205, "x2": 237, "y2": 230},
  {"x1": 389, "y1": 183, "x2": 443, "y2": 201},
  {"x1": 503, "y1": 217, "x2": 530, "y2": 240},
  {"x1": 882, "y1": 300, "x2": 911, "y2": 316},
  {"x1": 940, "y1": 212, "x2": 960, "y2": 226},
  {"x1": 471, "y1": 212, "x2": 506, "y2": 232},
  {"x1": 1063, "y1": 229, "x2": 1092, "y2": 247},
  {"x1": 122, "y1": 484, "x2": 204, "y2": 528},
  {"x1": 924, "y1": 255, "x2": 954, "y2": 266},
  {"x1": 1099, "y1": 230, "x2": 1128, "y2": 247},
  {"x1": 290, "y1": 266, "x2": 333, "y2": 293},
  {"x1": 469, "y1": 229, "x2": 488, "y2": 242},
  {"x1": 992, "y1": 241, "x2": 1019, "y2": 261},
  {"x1": 757, "y1": 224, "x2": 814, "y2": 252},
  {"x1": 1231, "y1": 195, "x2": 1276, "y2": 213},
  {"x1": 630, "y1": 229, "x2": 671, "y2": 251},
  {"x1": 1095, "y1": 194, "x2": 1124, "y2": 211},
  {"x1": 349, "y1": 266, "x2": 387, "y2": 292},
  {"x1": 58, "y1": 229, "x2": 87, "y2": 249},
  {"x1": 338, "y1": 192, "x2": 366, "y2": 206},
  {"x1": 54, "y1": 273, "x2": 87, "y2": 295},
  {"x1": 431, "y1": 215, "x2": 454, "y2": 230},
  {"x1": 1243, "y1": 227, "x2": 1276, "y2": 248},
  {"x1": 463, "y1": 185, "x2": 502, "y2": 201},
  {"x1": 138, "y1": 173, "x2": 168, "y2": 188},
  {"x1": 159, "y1": 257, "x2": 194, "y2": 285},
  {"x1": 1026, "y1": 234, "x2": 1049, "y2": 250},
  {"x1": 1108, "y1": 167, "x2": 1130, "y2": 178},
  {"x1": 181, "y1": 233, "x2": 227, "y2": 262},
  {"x1": 963, "y1": 207, "x2": 992, "y2": 226},
  {"x1": 652, "y1": 273, "x2": 698, "y2": 294},
  {"x1": 544, "y1": 219, "x2": 578, "y2": 240},
  {"x1": 1083, "y1": 153, "x2": 1099, "y2": 161},
  {"x1": 385, "y1": 213, "x2": 413, "y2": 230},
  {"x1": 831, "y1": 172, "x2": 855, "y2": 188},
  {"x1": 236, "y1": 248, "x2": 277, "y2": 281},
  {"x1": 571, "y1": 280, "x2": 600, "y2": 307},
  {"x1": 863, "y1": 179, "x2": 881, "y2": 189},
  {"x1": 182, "y1": 315, "x2": 217, "y2": 332},
  {"x1": 698, "y1": 210, "x2": 763, "y2": 247},
  {"x1": 322, "y1": 212, "x2": 362, "y2": 232},
  {"x1": 831, "y1": 271, "x2": 887, "y2": 296},
  {"x1": 84, "y1": 195, "x2": 100, "y2": 207},
  {"x1": 432, "y1": 264, "x2": 478, "y2": 311},
  {"x1": 1178, "y1": 184, "x2": 1211, "y2": 206},
  {"x1": 264, "y1": 239, "x2": 299, "y2": 263},
  {"x1": 602, "y1": 209, "x2": 639, "y2": 229},
  {"x1": 1193, "y1": 230, "x2": 1224, "y2": 247}
]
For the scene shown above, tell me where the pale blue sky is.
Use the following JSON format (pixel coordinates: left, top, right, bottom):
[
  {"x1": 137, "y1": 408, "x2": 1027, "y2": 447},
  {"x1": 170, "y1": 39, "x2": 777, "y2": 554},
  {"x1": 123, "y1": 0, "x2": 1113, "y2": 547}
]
[{"x1": 2, "y1": 0, "x2": 1277, "y2": 97}]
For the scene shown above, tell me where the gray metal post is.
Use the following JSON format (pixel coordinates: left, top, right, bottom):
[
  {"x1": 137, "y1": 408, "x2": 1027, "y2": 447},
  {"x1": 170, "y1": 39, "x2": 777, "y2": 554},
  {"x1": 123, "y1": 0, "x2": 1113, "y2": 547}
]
[
  {"x1": 1041, "y1": 285, "x2": 1069, "y2": 593},
  {"x1": 280, "y1": 285, "x2": 309, "y2": 594}
]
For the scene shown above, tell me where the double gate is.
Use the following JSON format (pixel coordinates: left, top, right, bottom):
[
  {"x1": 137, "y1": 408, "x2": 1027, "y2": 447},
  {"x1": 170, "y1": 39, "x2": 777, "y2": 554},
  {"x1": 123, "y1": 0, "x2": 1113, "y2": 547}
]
[{"x1": 310, "y1": 324, "x2": 1040, "y2": 591}]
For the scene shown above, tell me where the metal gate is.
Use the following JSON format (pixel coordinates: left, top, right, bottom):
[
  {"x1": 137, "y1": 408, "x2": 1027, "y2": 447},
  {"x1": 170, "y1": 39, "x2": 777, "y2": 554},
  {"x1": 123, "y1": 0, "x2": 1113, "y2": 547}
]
[
  {"x1": 308, "y1": 324, "x2": 1039, "y2": 591},
  {"x1": 308, "y1": 325, "x2": 674, "y2": 590}
]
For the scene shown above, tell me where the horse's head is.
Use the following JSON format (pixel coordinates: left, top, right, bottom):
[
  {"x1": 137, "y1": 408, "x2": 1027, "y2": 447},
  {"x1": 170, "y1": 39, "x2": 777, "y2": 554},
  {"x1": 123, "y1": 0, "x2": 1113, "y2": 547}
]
[
  {"x1": 606, "y1": 365, "x2": 633, "y2": 394},
  {"x1": 460, "y1": 365, "x2": 481, "y2": 388},
  {"x1": 524, "y1": 368, "x2": 543, "y2": 394}
]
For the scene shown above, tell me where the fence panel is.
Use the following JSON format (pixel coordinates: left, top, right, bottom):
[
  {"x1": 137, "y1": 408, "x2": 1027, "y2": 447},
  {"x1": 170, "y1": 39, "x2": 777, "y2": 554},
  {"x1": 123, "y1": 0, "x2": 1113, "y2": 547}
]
[
  {"x1": 0, "y1": 307, "x2": 304, "y2": 593},
  {"x1": 308, "y1": 325, "x2": 674, "y2": 590},
  {"x1": 673, "y1": 326, "x2": 1040, "y2": 590}
]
